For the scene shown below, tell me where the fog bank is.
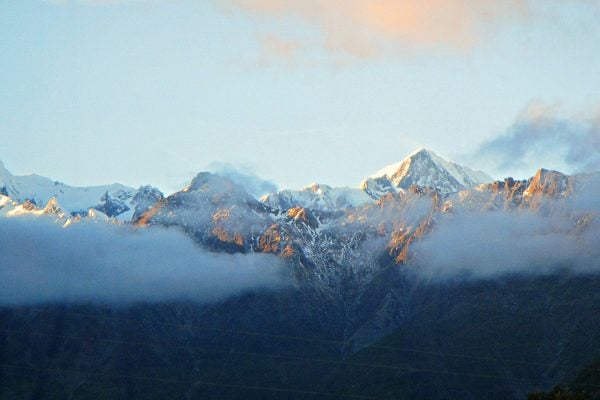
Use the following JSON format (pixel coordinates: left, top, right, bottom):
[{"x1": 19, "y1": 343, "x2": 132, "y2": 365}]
[
  {"x1": 412, "y1": 211, "x2": 600, "y2": 280},
  {"x1": 0, "y1": 219, "x2": 288, "y2": 305}
]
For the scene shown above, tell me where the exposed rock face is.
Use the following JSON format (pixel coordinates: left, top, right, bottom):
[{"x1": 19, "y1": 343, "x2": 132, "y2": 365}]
[
  {"x1": 460, "y1": 177, "x2": 530, "y2": 211},
  {"x1": 490, "y1": 177, "x2": 529, "y2": 196},
  {"x1": 524, "y1": 168, "x2": 575, "y2": 198},
  {"x1": 21, "y1": 199, "x2": 37, "y2": 211},
  {"x1": 132, "y1": 185, "x2": 164, "y2": 220},
  {"x1": 93, "y1": 190, "x2": 131, "y2": 218},
  {"x1": 42, "y1": 197, "x2": 63, "y2": 215},
  {"x1": 258, "y1": 224, "x2": 284, "y2": 254},
  {"x1": 135, "y1": 172, "x2": 273, "y2": 253},
  {"x1": 286, "y1": 207, "x2": 318, "y2": 228},
  {"x1": 458, "y1": 168, "x2": 584, "y2": 213}
]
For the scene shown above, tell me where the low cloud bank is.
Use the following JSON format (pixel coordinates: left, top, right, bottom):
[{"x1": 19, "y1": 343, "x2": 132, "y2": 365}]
[
  {"x1": 411, "y1": 211, "x2": 599, "y2": 280},
  {"x1": 0, "y1": 219, "x2": 288, "y2": 305},
  {"x1": 411, "y1": 178, "x2": 600, "y2": 280}
]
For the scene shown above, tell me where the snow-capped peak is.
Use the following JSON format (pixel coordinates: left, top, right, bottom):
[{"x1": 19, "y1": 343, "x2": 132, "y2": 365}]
[
  {"x1": 0, "y1": 160, "x2": 162, "y2": 220},
  {"x1": 368, "y1": 147, "x2": 492, "y2": 194},
  {"x1": 369, "y1": 147, "x2": 429, "y2": 179},
  {"x1": 260, "y1": 148, "x2": 493, "y2": 211}
]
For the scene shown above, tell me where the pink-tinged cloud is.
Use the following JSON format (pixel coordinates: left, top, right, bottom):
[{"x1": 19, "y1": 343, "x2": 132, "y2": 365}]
[
  {"x1": 226, "y1": 0, "x2": 530, "y2": 58},
  {"x1": 257, "y1": 34, "x2": 303, "y2": 66}
]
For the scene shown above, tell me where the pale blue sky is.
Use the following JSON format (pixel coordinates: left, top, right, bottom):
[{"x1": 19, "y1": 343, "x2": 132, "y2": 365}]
[{"x1": 1, "y1": 0, "x2": 600, "y2": 193}]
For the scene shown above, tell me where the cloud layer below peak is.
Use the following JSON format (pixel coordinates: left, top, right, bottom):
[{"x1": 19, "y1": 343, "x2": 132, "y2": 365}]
[{"x1": 0, "y1": 219, "x2": 288, "y2": 305}]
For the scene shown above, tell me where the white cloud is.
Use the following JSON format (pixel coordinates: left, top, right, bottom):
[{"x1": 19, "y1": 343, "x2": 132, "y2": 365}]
[{"x1": 0, "y1": 219, "x2": 288, "y2": 305}]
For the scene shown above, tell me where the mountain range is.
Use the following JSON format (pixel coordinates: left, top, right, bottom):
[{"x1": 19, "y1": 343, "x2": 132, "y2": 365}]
[
  {"x1": 1, "y1": 148, "x2": 599, "y2": 399},
  {"x1": 0, "y1": 159, "x2": 163, "y2": 220},
  {"x1": 1, "y1": 147, "x2": 591, "y2": 268},
  {"x1": 0, "y1": 148, "x2": 492, "y2": 219}
]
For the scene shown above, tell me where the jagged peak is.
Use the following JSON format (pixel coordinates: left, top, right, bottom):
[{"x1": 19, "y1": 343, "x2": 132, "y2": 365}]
[
  {"x1": 43, "y1": 197, "x2": 60, "y2": 212},
  {"x1": 529, "y1": 168, "x2": 568, "y2": 187},
  {"x1": 369, "y1": 147, "x2": 452, "y2": 180},
  {"x1": 409, "y1": 146, "x2": 436, "y2": 157},
  {"x1": 524, "y1": 168, "x2": 571, "y2": 197},
  {"x1": 368, "y1": 147, "x2": 492, "y2": 194},
  {"x1": 533, "y1": 167, "x2": 566, "y2": 178},
  {"x1": 42, "y1": 197, "x2": 71, "y2": 219}
]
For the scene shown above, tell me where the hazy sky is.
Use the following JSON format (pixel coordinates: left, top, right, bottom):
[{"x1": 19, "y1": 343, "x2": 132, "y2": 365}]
[{"x1": 1, "y1": 0, "x2": 600, "y2": 194}]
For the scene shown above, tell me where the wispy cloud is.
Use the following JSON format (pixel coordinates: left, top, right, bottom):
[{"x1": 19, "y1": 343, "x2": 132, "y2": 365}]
[
  {"x1": 472, "y1": 101, "x2": 600, "y2": 177},
  {"x1": 223, "y1": 0, "x2": 530, "y2": 60},
  {"x1": 44, "y1": 0, "x2": 600, "y2": 63},
  {"x1": 206, "y1": 162, "x2": 278, "y2": 198}
]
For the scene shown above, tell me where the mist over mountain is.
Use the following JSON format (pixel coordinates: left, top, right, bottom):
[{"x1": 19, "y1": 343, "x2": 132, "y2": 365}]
[
  {"x1": 410, "y1": 171, "x2": 600, "y2": 281},
  {"x1": 1, "y1": 147, "x2": 600, "y2": 399},
  {"x1": 4, "y1": 0, "x2": 600, "y2": 397},
  {"x1": 0, "y1": 218, "x2": 287, "y2": 305},
  {"x1": 2, "y1": 148, "x2": 599, "y2": 287},
  {"x1": 206, "y1": 162, "x2": 278, "y2": 198},
  {"x1": 2, "y1": 147, "x2": 599, "y2": 301}
]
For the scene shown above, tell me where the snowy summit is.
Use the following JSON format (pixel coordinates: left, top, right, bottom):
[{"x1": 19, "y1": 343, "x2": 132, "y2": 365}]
[{"x1": 365, "y1": 147, "x2": 492, "y2": 195}]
